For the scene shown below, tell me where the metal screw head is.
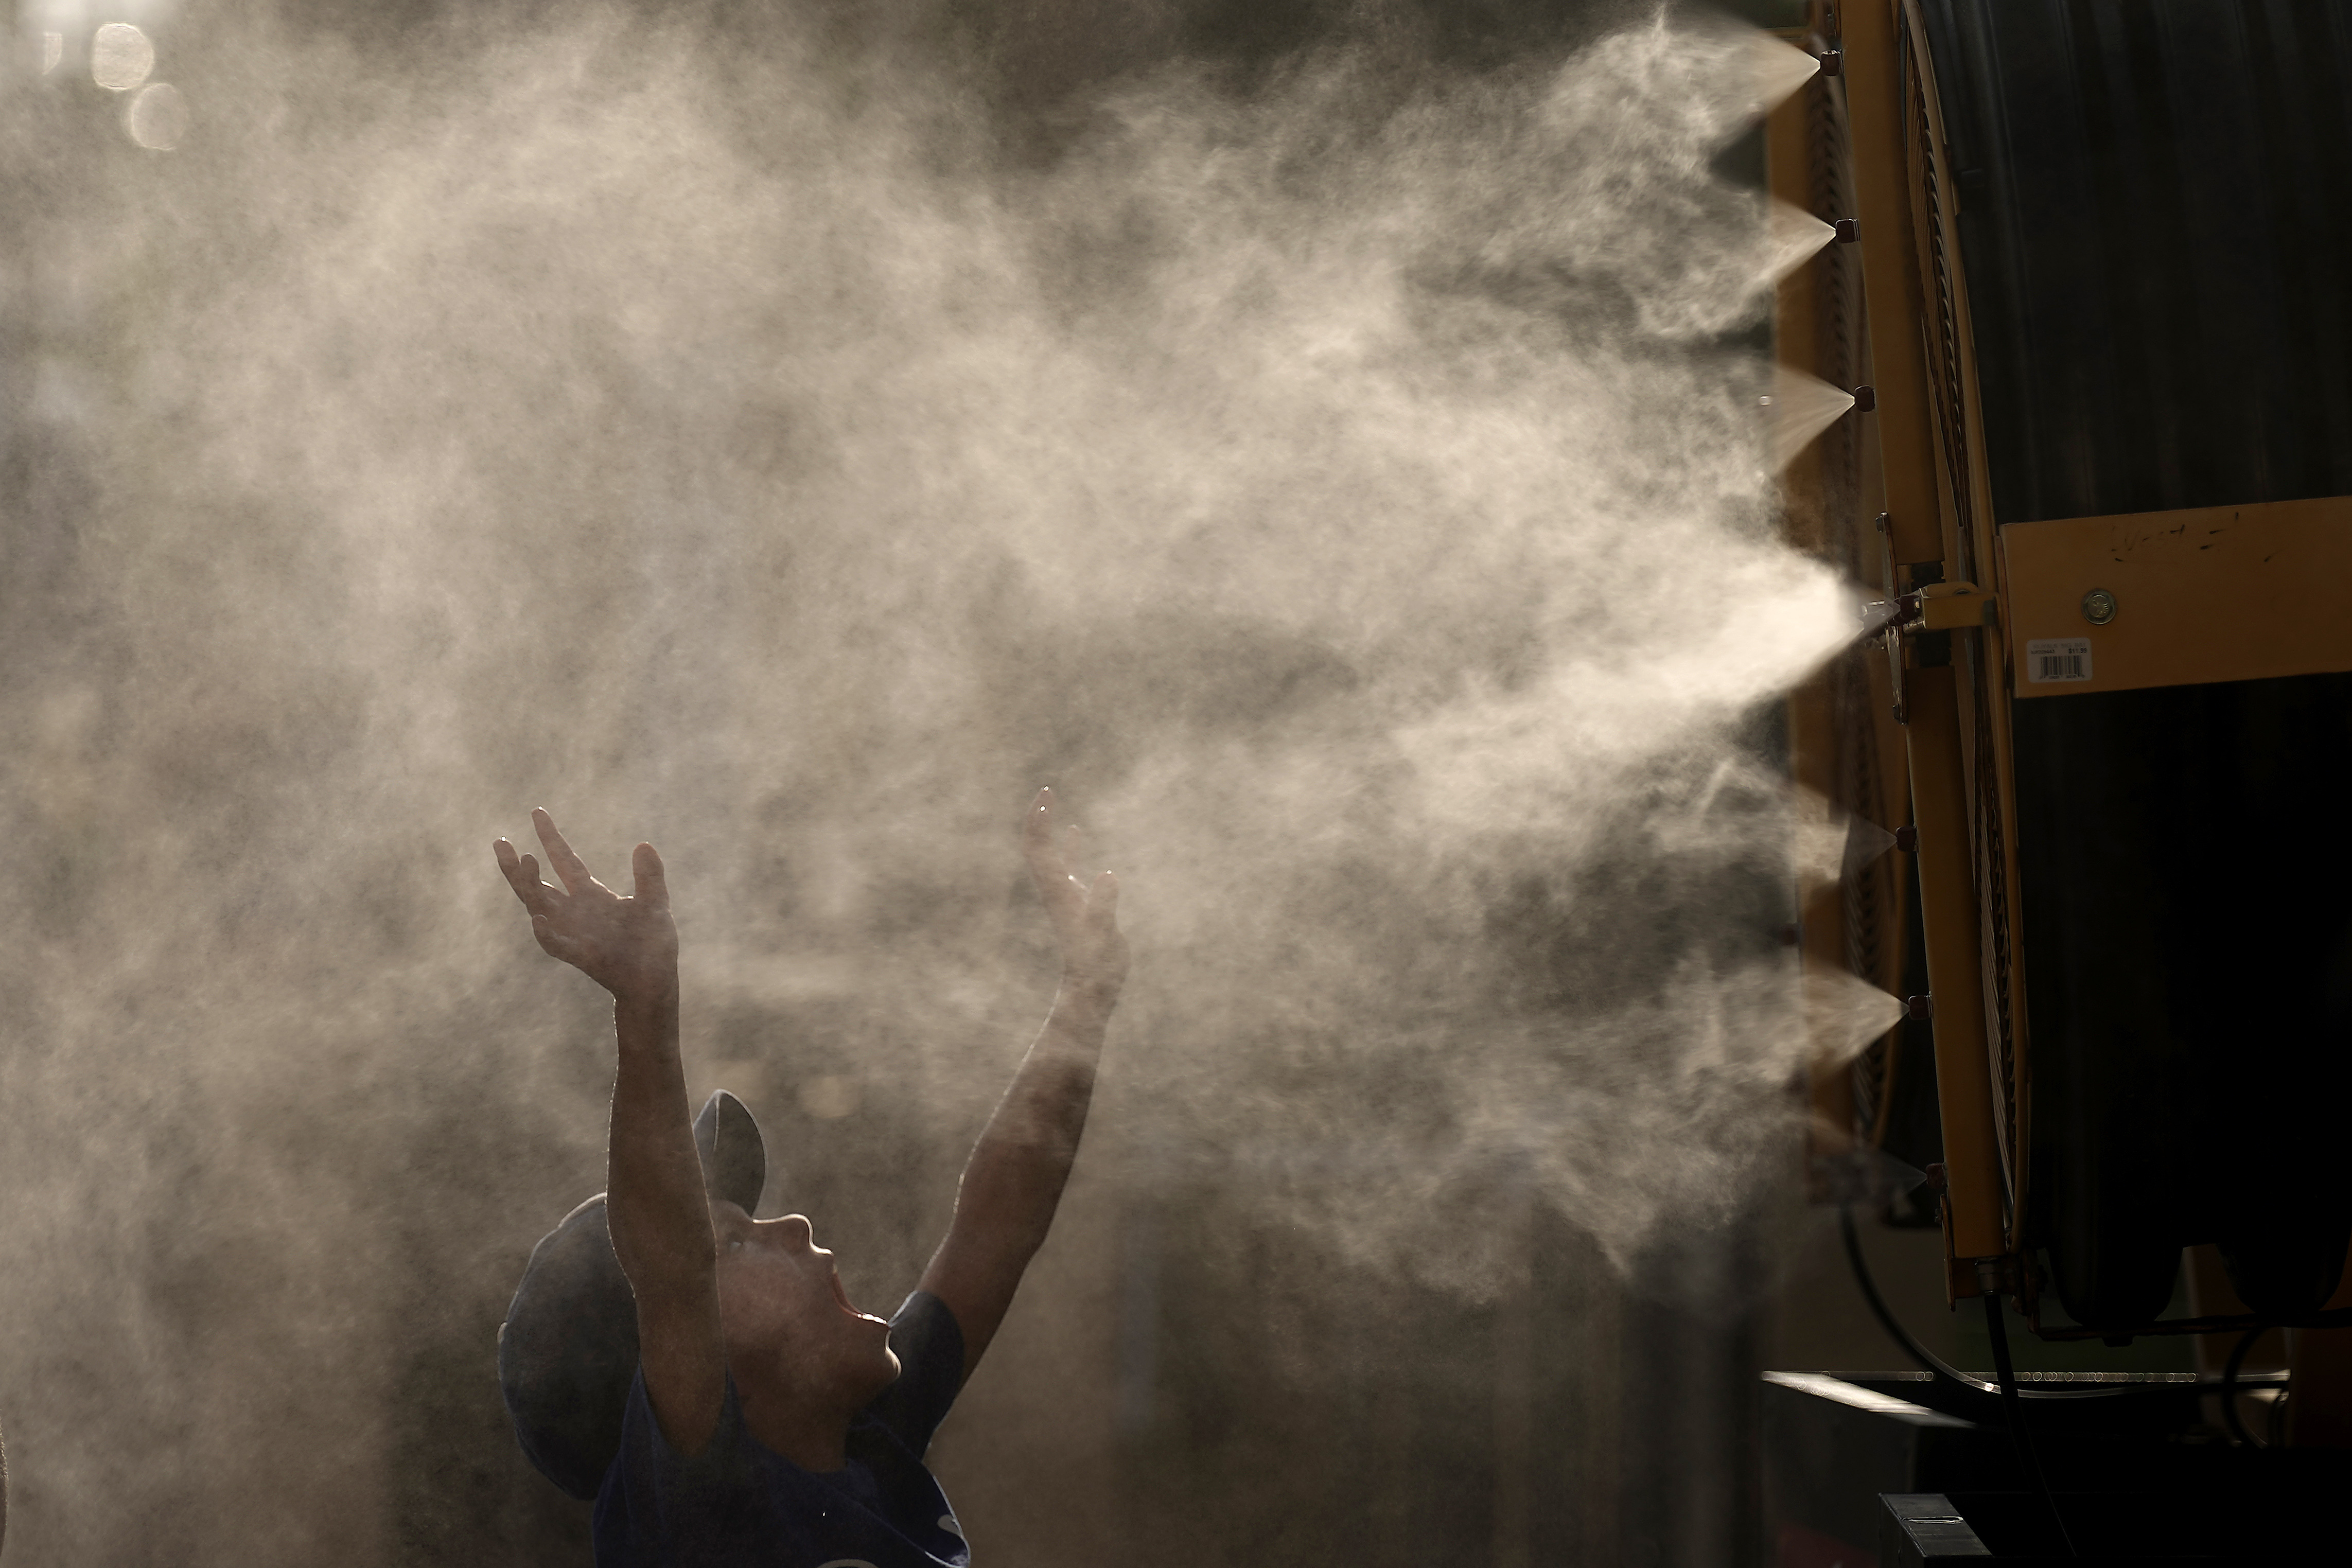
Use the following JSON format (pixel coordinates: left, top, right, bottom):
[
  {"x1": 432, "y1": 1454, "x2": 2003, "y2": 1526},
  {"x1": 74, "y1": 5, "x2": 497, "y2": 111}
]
[{"x1": 2081, "y1": 588, "x2": 2118, "y2": 625}]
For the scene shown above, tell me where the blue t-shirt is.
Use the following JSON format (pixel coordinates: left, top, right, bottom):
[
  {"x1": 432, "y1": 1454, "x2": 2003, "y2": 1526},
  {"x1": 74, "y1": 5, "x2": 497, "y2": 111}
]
[{"x1": 593, "y1": 1291, "x2": 972, "y2": 1567}]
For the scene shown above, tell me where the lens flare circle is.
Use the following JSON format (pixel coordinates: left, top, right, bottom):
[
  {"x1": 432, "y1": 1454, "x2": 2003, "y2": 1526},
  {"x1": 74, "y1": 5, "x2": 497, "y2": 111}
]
[
  {"x1": 91, "y1": 22, "x2": 154, "y2": 92},
  {"x1": 125, "y1": 82, "x2": 188, "y2": 151}
]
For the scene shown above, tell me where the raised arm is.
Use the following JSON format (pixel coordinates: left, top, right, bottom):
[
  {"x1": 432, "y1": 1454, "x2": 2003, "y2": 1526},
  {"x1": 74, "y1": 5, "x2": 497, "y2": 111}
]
[
  {"x1": 495, "y1": 810, "x2": 727, "y2": 1455},
  {"x1": 917, "y1": 789, "x2": 1130, "y2": 1381}
]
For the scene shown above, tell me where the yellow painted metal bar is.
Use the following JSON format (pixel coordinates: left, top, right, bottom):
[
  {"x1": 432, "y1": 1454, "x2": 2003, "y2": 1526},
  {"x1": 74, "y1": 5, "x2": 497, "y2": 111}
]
[
  {"x1": 1881, "y1": 0, "x2": 2033, "y2": 1248},
  {"x1": 1904, "y1": 665, "x2": 2005, "y2": 1271},
  {"x1": 1914, "y1": 579, "x2": 1994, "y2": 630},
  {"x1": 1840, "y1": 0, "x2": 1944, "y2": 570},
  {"x1": 2000, "y1": 495, "x2": 2352, "y2": 698}
]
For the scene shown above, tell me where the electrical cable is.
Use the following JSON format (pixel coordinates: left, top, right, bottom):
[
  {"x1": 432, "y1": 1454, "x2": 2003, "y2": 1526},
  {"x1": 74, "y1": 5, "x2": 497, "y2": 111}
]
[
  {"x1": 1985, "y1": 1289, "x2": 2079, "y2": 1558},
  {"x1": 2220, "y1": 1327, "x2": 2265, "y2": 1448},
  {"x1": 1838, "y1": 1204, "x2": 2125, "y2": 1401}
]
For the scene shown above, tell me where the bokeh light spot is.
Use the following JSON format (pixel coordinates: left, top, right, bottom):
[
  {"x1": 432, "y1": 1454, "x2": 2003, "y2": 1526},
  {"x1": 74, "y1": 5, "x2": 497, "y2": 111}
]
[
  {"x1": 90, "y1": 23, "x2": 154, "y2": 92},
  {"x1": 125, "y1": 82, "x2": 187, "y2": 151},
  {"x1": 797, "y1": 1074, "x2": 863, "y2": 1120}
]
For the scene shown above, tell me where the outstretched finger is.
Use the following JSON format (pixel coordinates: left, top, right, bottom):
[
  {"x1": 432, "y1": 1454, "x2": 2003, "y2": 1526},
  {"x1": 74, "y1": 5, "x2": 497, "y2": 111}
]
[
  {"x1": 533, "y1": 807, "x2": 606, "y2": 898},
  {"x1": 1024, "y1": 789, "x2": 1085, "y2": 925},
  {"x1": 494, "y1": 838, "x2": 555, "y2": 916},
  {"x1": 632, "y1": 842, "x2": 669, "y2": 910},
  {"x1": 1085, "y1": 869, "x2": 1120, "y2": 926}
]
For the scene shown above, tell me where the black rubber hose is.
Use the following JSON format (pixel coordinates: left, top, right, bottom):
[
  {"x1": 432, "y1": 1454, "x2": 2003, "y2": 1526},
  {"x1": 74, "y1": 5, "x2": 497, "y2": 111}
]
[
  {"x1": 1838, "y1": 1204, "x2": 2124, "y2": 1401},
  {"x1": 1985, "y1": 1290, "x2": 2079, "y2": 1558},
  {"x1": 2220, "y1": 1327, "x2": 2265, "y2": 1448}
]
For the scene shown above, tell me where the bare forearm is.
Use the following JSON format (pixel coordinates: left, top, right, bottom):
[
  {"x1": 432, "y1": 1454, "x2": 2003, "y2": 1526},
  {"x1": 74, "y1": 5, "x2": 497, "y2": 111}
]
[
  {"x1": 918, "y1": 790, "x2": 1127, "y2": 1375},
  {"x1": 605, "y1": 986, "x2": 715, "y2": 1295},
  {"x1": 949, "y1": 981, "x2": 1117, "y2": 1256}
]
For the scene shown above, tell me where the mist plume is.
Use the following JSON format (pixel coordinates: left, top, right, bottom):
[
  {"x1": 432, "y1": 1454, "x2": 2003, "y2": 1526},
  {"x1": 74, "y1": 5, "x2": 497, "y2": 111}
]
[{"x1": 0, "y1": 3, "x2": 1888, "y2": 1560}]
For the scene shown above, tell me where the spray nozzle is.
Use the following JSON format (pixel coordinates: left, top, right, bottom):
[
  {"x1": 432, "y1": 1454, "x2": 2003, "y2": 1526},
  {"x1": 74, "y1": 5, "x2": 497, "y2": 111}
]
[{"x1": 1860, "y1": 580, "x2": 1996, "y2": 639}]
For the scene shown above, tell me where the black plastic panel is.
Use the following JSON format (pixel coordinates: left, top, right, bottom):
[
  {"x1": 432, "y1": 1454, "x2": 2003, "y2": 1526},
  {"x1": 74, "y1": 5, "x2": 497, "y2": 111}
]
[
  {"x1": 1912, "y1": 2, "x2": 2352, "y2": 1327},
  {"x1": 1918, "y1": 0, "x2": 2352, "y2": 524},
  {"x1": 2011, "y1": 674, "x2": 2352, "y2": 1324}
]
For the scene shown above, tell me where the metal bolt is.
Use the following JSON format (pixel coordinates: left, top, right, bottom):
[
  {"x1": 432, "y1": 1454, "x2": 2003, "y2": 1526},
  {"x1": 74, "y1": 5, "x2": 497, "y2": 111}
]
[{"x1": 2081, "y1": 588, "x2": 2118, "y2": 625}]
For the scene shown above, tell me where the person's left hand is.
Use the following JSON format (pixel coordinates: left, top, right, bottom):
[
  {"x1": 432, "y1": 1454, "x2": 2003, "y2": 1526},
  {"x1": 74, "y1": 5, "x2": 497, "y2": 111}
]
[{"x1": 1025, "y1": 787, "x2": 1129, "y2": 999}]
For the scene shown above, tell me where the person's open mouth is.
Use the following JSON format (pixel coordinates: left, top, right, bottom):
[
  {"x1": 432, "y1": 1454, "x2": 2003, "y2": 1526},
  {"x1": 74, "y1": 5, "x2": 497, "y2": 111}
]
[{"x1": 830, "y1": 1268, "x2": 886, "y2": 1326}]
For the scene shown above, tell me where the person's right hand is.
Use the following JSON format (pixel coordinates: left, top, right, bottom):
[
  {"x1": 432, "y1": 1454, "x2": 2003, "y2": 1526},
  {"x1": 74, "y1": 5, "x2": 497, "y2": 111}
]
[
  {"x1": 1025, "y1": 787, "x2": 1129, "y2": 999},
  {"x1": 494, "y1": 808, "x2": 677, "y2": 1004}
]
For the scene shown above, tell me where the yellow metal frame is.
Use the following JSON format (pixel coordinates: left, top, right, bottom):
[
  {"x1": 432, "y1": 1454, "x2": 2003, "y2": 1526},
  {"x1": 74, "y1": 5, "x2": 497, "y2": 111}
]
[
  {"x1": 1902, "y1": 666, "x2": 2003, "y2": 1261},
  {"x1": 1839, "y1": 0, "x2": 2019, "y2": 1288},
  {"x1": 1782, "y1": 0, "x2": 2352, "y2": 1306},
  {"x1": 1895, "y1": 0, "x2": 2034, "y2": 1280},
  {"x1": 1841, "y1": 0, "x2": 1943, "y2": 572}
]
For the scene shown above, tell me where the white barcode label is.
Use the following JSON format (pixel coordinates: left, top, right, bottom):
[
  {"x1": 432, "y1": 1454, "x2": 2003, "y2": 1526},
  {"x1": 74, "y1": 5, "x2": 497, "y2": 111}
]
[{"x1": 2025, "y1": 637, "x2": 2093, "y2": 684}]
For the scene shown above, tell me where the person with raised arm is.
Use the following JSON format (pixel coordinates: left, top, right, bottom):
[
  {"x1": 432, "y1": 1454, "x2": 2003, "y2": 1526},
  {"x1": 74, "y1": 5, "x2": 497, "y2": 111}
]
[{"x1": 493, "y1": 790, "x2": 1127, "y2": 1566}]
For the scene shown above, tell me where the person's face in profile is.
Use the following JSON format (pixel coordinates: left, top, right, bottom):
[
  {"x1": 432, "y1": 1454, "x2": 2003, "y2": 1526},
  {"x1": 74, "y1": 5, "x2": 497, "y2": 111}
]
[{"x1": 710, "y1": 1201, "x2": 900, "y2": 1411}]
